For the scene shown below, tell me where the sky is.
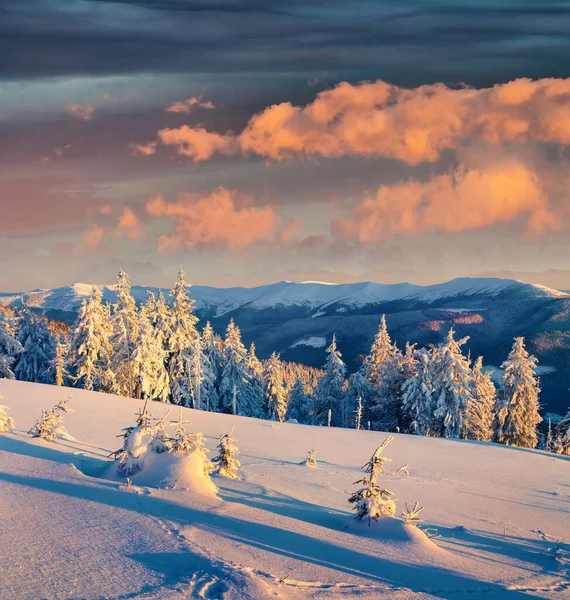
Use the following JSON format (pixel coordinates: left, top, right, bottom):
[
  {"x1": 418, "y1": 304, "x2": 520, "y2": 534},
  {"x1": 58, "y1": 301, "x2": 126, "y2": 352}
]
[{"x1": 3, "y1": 0, "x2": 570, "y2": 291}]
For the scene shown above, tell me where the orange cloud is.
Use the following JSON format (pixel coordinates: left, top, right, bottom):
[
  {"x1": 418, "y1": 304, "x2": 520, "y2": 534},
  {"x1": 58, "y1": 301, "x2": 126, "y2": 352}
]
[
  {"x1": 155, "y1": 77, "x2": 570, "y2": 165},
  {"x1": 165, "y1": 97, "x2": 216, "y2": 113},
  {"x1": 66, "y1": 103, "x2": 94, "y2": 121},
  {"x1": 157, "y1": 126, "x2": 235, "y2": 162},
  {"x1": 130, "y1": 141, "x2": 157, "y2": 156},
  {"x1": 145, "y1": 187, "x2": 278, "y2": 251},
  {"x1": 335, "y1": 160, "x2": 560, "y2": 241},
  {"x1": 83, "y1": 223, "x2": 105, "y2": 248},
  {"x1": 116, "y1": 207, "x2": 143, "y2": 240}
]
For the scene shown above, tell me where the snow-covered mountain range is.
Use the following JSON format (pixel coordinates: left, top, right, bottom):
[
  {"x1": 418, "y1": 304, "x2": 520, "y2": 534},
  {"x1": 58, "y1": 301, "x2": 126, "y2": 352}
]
[
  {"x1": 2, "y1": 277, "x2": 570, "y2": 415},
  {"x1": 0, "y1": 277, "x2": 566, "y2": 319}
]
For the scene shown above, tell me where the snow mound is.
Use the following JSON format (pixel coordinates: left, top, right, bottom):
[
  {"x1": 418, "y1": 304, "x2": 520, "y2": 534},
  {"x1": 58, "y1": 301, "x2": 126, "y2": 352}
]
[
  {"x1": 130, "y1": 451, "x2": 218, "y2": 495},
  {"x1": 348, "y1": 516, "x2": 438, "y2": 549}
]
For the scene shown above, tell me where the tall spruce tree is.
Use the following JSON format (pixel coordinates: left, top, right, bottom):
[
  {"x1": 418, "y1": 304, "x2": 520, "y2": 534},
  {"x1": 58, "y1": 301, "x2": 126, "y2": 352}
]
[
  {"x1": 363, "y1": 315, "x2": 399, "y2": 389},
  {"x1": 430, "y1": 329, "x2": 475, "y2": 438},
  {"x1": 14, "y1": 310, "x2": 57, "y2": 384},
  {"x1": 131, "y1": 312, "x2": 170, "y2": 402},
  {"x1": 109, "y1": 270, "x2": 139, "y2": 397},
  {"x1": 168, "y1": 268, "x2": 200, "y2": 406},
  {"x1": 494, "y1": 337, "x2": 542, "y2": 448},
  {"x1": 401, "y1": 347, "x2": 434, "y2": 435},
  {"x1": 371, "y1": 342, "x2": 422, "y2": 432},
  {"x1": 200, "y1": 323, "x2": 220, "y2": 411},
  {"x1": 344, "y1": 371, "x2": 373, "y2": 428},
  {"x1": 286, "y1": 377, "x2": 312, "y2": 423},
  {"x1": 219, "y1": 319, "x2": 263, "y2": 417},
  {"x1": 555, "y1": 408, "x2": 570, "y2": 455},
  {"x1": 265, "y1": 352, "x2": 287, "y2": 422},
  {"x1": 0, "y1": 309, "x2": 22, "y2": 379},
  {"x1": 315, "y1": 335, "x2": 346, "y2": 426},
  {"x1": 464, "y1": 356, "x2": 495, "y2": 441}
]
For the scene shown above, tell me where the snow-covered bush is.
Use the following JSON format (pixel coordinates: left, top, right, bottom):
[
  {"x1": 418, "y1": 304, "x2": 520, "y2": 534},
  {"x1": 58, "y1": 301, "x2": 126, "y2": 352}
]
[
  {"x1": 213, "y1": 431, "x2": 240, "y2": 479},
  {"x1": 134, "y1": 408, "x2": 216, "y2": 493},
  {"x1": 303, "y1": 448, "x2": 317, "y2": 467},
  {"x1": 150, "y1": 411, "x2": 172, "y2": 454},
  {"x1": 111, "y1": 400, "x2": 154, "y2": 476},
  {"x1": 0, "y1": 394, "x2": 14, "y2": 432},
  {"x1": 28, "y1": 396, "x2": 73, "y2": 441},
  {"x1": 349, "y1": 435, "x2": 396, "y2": 523}
]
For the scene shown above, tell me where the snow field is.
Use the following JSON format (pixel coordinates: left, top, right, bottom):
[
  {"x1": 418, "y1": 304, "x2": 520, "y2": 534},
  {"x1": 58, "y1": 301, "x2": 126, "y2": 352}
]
[{"x1": 0, "y1": 379, "x2": 569, "y2": 599}]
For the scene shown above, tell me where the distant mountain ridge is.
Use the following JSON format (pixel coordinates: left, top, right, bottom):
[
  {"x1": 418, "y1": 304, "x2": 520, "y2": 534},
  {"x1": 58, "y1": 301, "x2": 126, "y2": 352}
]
[
  {"x1": 2, "y1": 277, "x2": 570, "y2": 415},
  {"x1": 0, "y1": 277, "x2": 566, "y2": 319}
]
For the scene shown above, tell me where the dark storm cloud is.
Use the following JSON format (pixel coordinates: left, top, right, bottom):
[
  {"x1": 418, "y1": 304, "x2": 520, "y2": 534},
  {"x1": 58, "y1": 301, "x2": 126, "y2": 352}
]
[{"x1": 3, "y1": 0, "x2": 570, "y2": 85}]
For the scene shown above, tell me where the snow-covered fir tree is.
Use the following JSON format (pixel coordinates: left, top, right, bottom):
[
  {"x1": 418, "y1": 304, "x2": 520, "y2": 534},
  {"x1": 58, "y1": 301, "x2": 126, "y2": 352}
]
[
  {"x1": 315, "y1": 335, "x2": 346, "y2": 426},
  {"x1": 131, "y1": 312, "x2": 170, "y2": 402},
  {"x1": 28, "y1": 396, "x2": 73, "y2": 441},
  {"x1": 15, "y1": 310, "x2": 57, "y2": 384},
  {"x1": 246, "y1": 342, "x2": 263, "y2": 381},
  {"x1": 0, "y1": 394, "x2": 14, "y2": 432},
  {"x1": 344, "y1": 370, "x2": 373, "y2": 428},
  {"x1": 51, "y1": 341, "x2": 69, "y2": 387},
  {"x1": 219, "y1": 319, "x2": 263, "y2": 417},
  {"x1": 149, "y1": 410, "x2": 172, "y2": 454},
  {"x1": 68, "y1": 288, "x2": 113, "y2": 391},
  {"x1": 363, "y1": 315, "x2": 399, "y2": 389},
  {"x1": 371, "y1": 343, "x2": 418, "y2": 432},
  {"x1": 109, "y1": 270, "x2": 139, "y2": 397},
  {"x1": 555, "y1": 409, "x2": 570, "y2": 455},
  {"x1": 201, "y1": 322, "x2": 221, "y2": 410},
  {"x1": 286, "y1": 377, "x2": 312, "y2": 423},
  {"x1": 464, "y1": 356, "x2": 495, "y2": 441},
  {"x1": 355, "y1": 396, "x2": 363, "y2": 430},
  {"x1": 141, "y1": 291, "x2": 157, "y2": 322},
  {"x1": 494, "y1": 337, "x2": 542, "y2": 448},
  {"x1": 0, "y1": 308, "x2": 22, "y2": 379},
  {"x1": 168, "y1": 268, "x2": 200, "y2": 406},
  {"x1": 213, "y1": 431, "x2": 241, "y2": 479},
  {"x1": 264, "y1": 352, "x2": 287, "y2": 421},
  {"x1": 430, "y1": 328, "x2": 475, "y2": 438},
  {"x1": 401, "y1": 347, "x2": 435, "y2": 435},
  {"x1": 348, "y1": 436, "x2": 396, "y2": 522},
  {"x1": 111, "y1": 400, "x2": 154, "y2": 476},
  {"x1": 153, "y1": 292, "x2": 173, "y2": 346}
]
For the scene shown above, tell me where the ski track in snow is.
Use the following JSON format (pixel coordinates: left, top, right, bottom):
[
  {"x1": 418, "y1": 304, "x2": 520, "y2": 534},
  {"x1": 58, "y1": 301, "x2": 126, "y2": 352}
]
[{"x1": 1, "y1": 379, "x2": 570, "y2": 599}]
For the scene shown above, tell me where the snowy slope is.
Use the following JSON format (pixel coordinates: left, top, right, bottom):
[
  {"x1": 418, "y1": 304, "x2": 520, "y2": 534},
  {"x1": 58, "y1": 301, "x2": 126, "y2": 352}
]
[
  {"x1": 1, "y1": 277, "x2": 566, "y2": 319},
  {"x1": 1, "y1": 379, "x2": 569, "y2": 599}
]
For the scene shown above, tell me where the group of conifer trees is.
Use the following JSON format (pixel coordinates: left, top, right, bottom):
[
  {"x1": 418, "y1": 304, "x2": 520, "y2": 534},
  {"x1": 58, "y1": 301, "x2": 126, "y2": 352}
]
[{"x1": 1, "y1": 268, "x2": 569, "y2": 453}]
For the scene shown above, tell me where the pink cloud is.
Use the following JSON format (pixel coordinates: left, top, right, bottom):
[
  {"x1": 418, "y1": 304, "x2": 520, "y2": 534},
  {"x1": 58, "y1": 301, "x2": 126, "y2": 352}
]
[
  {"x1": 335, "y1": 160, "x2": 560, "y2": 241},
  {"x1": 129, "y1": 141, "x2": 157, "y2": 156},
  {"x1": 155, "y1": 77, "x2": 570, "y2": 165},
  {"x1": 145, "y1": 187, "x2": 278, "y2": 251},
  {"x1": 66, "y1": 103, "x2": 95, "y2": 121},
  {"x1": 157, "y1": 126, "x2": 235, "y2": 162},
  {"x1": 116, "y1": 207, "x2": 143, "y2": 240},
  {"x1": 165, "y1": 97, "x2": 216, "y2": 113}
]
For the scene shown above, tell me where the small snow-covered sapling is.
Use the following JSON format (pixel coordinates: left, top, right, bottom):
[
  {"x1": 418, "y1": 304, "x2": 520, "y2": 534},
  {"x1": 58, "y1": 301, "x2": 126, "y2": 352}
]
[
  {"x1": 28, "y1": 395, "x2": 73, "y2": 441},
  {"x1": 213, "y1": 430, "x2": 241, "y2": 479},
  {"x1": 0, "y1": 394, "x2": 14, "y2": 433},
  {"x1": 304, "y1": 448, "x2": 317, "y2": 467},
  {"x1": 401, "y1": 502, "x2": 423, "y2": 524},
  {"x1": 349, "y1": 435, "x2": 396, "y2": 523}
]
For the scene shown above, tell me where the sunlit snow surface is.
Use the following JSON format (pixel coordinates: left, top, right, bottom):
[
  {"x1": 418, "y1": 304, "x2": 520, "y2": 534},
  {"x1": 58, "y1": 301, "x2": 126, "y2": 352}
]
[{"x1": 0, "y1": 379, "x2": 569, "y2": 599}]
